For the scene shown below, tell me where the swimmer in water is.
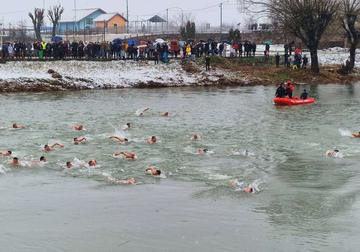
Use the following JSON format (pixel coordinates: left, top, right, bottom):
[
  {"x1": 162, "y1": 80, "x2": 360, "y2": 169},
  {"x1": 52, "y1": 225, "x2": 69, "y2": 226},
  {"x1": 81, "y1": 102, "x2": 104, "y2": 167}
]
[
  {"x1": 35, "y1": 156, "x2": 46, "y2": 163},
  {"x1": 44, "y1": 143, "x2": 64, "y2": 151},
  {"x1": 160, "y1": 112, "x2": 168, "y2": 116},
  {"x1": 230, "y1": 180, "x2": 253, "y2": 193},
  {"x1": 198, "y1": 148, "x2": 208, "y2": 154},
  {"x1": 88, "y1": 159, "x2": 97, "y2": 166},
  {"x1": 119, "y1": 178, "x2": 135, "y2": 184},
  {"x1": 109, "y1": 136, "x2": 128, "y2": 142},
  {"x1": 66, "y1": 161, "x2": 72, "y2": 168},
  {"x1": 8, "y1": 157, "x2": 19, "y2": 165},
  {"x1": 145, "y1": 167, "x2": 161, "y2": 176},
  {"x1": 327, "y1": 150, "x2": 339, "y2": 156},
  {"x1": 13, "y1": 124, "x2": 24, "y2": 129},
  {"x1": 139, "y1": 108, "x2": 149, "y2": 116},
  {"x1": 123, "y1": 123, "x2": 131, "y2": 130},
  {"x1": 0, "y1": 151, "x2": 11, "y2": 156},
  {"x1": 114, "y1": 151, "x2": 136, "y2": 159},
  {"x1": 147, "y1": 136, "x2": 157, "y2": 145},
  {"x1": 73, "y1": 137, "x2": 87, "y2": 144},
  {"x1": 71, "y1": 125, "x2": 83, "y2": 131},
  {"x1": 191, "y1": 134, "x2": 200, "y2": 140},
  {"x1": 351, "y1": 132, "x2": 360, "y2": 137}
]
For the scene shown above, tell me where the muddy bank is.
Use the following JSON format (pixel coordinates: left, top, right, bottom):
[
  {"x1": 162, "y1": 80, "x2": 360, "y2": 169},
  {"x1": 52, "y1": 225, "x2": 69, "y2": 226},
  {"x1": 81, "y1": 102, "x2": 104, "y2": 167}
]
[{"x1": 0, "y1": 58, "x2": 358, "y2": 93}]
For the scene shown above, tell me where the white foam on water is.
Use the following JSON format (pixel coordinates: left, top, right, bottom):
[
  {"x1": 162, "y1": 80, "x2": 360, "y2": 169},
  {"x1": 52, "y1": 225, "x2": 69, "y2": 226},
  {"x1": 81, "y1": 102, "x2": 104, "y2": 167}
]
[
  {"x1": 0, "y1": 165, "x2": 8, "y2": 174},
  {"x1": 135, "y1": 107, "x2": 149, "y2": 116},
  {"x1": 209, "y1": 174, "x2": 231, "y2": 180},
  {"x1": 326, "y1": 150, "x2": 345, "y2": 158},
  {"x1": 339, "y1": 129, "x2": 353, "y2": 137}
]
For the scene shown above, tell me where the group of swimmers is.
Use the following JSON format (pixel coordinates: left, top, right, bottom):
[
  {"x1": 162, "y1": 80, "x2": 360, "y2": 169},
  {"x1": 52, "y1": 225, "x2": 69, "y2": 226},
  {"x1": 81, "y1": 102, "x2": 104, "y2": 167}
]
[
  {"x1": 324, "y1": 131, "x2": 360, "y2": 157},
  {"x1": 1, "y1": 108, "x2": 258, "y2": 192}
]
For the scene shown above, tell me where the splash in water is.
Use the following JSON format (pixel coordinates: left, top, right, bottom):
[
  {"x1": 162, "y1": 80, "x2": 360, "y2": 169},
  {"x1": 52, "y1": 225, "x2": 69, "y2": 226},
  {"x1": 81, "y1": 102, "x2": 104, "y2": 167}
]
[{"x1": 339, "y1": 129, "x2": 353, "y2": 137}]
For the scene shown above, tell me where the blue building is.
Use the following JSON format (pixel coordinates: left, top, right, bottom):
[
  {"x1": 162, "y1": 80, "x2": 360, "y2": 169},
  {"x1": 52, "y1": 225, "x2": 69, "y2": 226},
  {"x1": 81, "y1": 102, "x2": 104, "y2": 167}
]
[{"x1": 58, "y1": 8, "x2": 106, "y2": 33}]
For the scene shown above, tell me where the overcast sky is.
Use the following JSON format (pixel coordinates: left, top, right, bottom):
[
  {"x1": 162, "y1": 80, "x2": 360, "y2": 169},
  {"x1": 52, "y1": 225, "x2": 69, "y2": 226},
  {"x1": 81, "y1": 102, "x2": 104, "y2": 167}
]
[{"x1": 0, "y1": 0, "x2": 248, "y2": 29}]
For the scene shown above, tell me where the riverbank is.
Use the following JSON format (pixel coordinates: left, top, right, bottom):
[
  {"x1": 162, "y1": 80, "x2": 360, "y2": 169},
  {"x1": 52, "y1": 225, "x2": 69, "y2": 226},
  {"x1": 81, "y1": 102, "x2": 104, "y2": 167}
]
[{"x1": 0, "y1": 56, "x2": 359, "y2": 92}]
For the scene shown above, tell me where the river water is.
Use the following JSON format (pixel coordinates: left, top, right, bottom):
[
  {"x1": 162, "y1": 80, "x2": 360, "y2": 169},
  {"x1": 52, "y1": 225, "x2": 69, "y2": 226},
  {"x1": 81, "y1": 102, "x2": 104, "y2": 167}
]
[{"x1": 1, "y1": 85, "x2": 360, "y2": 252}]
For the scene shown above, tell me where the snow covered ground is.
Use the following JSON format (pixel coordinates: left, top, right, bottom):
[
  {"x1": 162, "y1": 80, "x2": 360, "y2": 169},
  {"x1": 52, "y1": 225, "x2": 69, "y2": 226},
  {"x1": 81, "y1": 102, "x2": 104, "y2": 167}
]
[
  {"x1": 0, "y1": 46, "x2": 358, "y2": 91},
  {"x1": 263, "y1": 44, "x2": 359, "y2": 66}
]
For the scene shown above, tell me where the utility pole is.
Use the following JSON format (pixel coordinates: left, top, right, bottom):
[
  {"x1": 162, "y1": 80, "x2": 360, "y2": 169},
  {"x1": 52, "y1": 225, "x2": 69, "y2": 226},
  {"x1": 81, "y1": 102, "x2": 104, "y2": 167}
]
[
  {"x1": 166, "y1": 9, "x2": 169, "y2": 32},
  {"x1": 84, "y1": 19, "x2": 85, "y2": 42},
  {"x1": 126, "y1": 0, "x2": 129, "y2": 33},
  {"x1": 74, "y1": 0, "x2": 77, "y2": 36},
  {"x1": 104, "y1": 19, "x2": 106, "y2": 41},
  {"x1": 219, "y1": 3, "x2": 222, "y2": 41},
  {"x1": 0, "y1": 18, "x2": 3, "y2": 54},
  {"x1": 219, "y1": 1, "x2": 229, "y2": 41}
]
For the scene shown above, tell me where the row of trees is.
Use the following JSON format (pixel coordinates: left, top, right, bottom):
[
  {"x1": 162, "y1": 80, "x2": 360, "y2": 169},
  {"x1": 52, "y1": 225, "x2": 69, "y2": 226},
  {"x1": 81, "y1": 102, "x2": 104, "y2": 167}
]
[
  {"x1": 28, "y1": 5, "x2": 64, "y2": 42},
  {"x1": 239, "y1": 0, "x2": 360, "y2": 74}
]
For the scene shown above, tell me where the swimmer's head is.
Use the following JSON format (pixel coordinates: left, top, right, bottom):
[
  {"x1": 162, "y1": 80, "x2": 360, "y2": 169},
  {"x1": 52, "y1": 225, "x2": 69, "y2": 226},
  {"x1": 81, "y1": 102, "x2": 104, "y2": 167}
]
[
  {"x1": 334, "y1": 150, "x2": 339, "y2": 153},
  {"x1": 124, "y1": 138, "x2": 128, "y2": 142},
  {"x1": 163, "y1": 112, "x2": 168, "y2": 116},
  {"x1": 194, "y1": 134, "x2": 198, "y2": 139},
  {"x1": 130, "y1": 152, "x2": 135, "y2": 158},
  {"x1": 40, "y1": 156, "x2": 46, "y2": 162},
  {"x1": 13, "y1": 157, "x2": 18, "y2": 163},
  {"x1": 156, "y1": 170, "x2": 161, "y2": 175},
  {"x1": 44, "y1": 145, "x2": 50, "y2": 150},
  {"x1": 7, "y1": 151, "x2": 11, "y2": 155},
  {"x1": 66, "y1": 161, "x2": 72, "y2": 168},
  {"x1": 78, "y1": 125, "x2": 83, "y2": 130},
  {"x1": 13, "y1": 124, "x2": 17, "y2": 128},
  {"x1": 88, "y1": 159, "x2": 97, "y2": 166},
  {"x1": 151, "y1": 136, "x2": 157, "y2": 142},
  {"x1": 74, "y1": 138, "x2": 77, "y2": 141},
  {"x1": 203, "y1": 149, "x2": 208, "y2": 153},
  {"x1": 126, "y1": 123, "x2": 131, "y2": 127}
]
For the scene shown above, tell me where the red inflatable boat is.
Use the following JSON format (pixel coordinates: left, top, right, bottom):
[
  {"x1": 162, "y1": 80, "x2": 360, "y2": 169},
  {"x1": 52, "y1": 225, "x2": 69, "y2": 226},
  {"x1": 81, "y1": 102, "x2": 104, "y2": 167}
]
[{"x1": 274, "y1": 96, "x2": 315, "y2": 105}]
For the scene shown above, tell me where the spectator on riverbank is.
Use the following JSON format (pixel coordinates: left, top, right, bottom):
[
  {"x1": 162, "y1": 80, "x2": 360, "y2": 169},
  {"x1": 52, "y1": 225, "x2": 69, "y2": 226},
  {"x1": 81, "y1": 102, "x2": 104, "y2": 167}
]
[
  {"x1": 302, "y1": 55, "x2": 308, "y2": 69},
  {"x1": 206, "y1": 55, "x2": 210, "y2": 71},
  {"x1": 275, "y1": 53, "x2": 280, "y2": 67}
]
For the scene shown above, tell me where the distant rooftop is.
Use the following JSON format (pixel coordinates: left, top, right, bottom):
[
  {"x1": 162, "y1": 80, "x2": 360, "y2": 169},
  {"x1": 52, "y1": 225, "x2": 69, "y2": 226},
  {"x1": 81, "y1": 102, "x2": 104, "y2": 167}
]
[
  {"x1": 148, "y1": 15, "x2": 167, "y2": 23},
  {"x1": 60, "y1": 8, "x2": 106, "y2": 22},
  {"x1": 93, "y1": 13, "x2": 128, "y2": 22}
]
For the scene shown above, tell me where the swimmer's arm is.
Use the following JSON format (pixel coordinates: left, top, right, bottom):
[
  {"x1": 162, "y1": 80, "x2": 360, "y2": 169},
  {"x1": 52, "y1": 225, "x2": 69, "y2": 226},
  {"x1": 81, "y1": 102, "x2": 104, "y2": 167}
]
[
  {"x1": 50, "y1": 143, "x2": 64, "y2": 148},
  {"x1": 142, "y1": 108, "x2": 149, "y2": 113},
  {"x1": 115, "y1": 151, "x2": 129, "y2": 157},
  {"x1": 110, "y1": 136, "x2": 124, "y2": 142},
  {"x1": 78, "y1": 137, "x2": 87, "y2": 142},
  {"x1": 146, "y1": 167, "x2": 156, "y2": 174},
  {"x1": 147, "y1": 140, "x2": 152, "y2": 145}
]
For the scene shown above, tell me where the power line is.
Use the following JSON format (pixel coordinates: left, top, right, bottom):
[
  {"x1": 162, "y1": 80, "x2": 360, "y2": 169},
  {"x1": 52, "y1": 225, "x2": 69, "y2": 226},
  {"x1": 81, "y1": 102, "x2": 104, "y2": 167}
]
[
  {"x1": 183, "y1": 4, "x2": 219, "y2": 12},
  {"x1": 0, "y1": 9, "x2": 31, "y2": 15}
]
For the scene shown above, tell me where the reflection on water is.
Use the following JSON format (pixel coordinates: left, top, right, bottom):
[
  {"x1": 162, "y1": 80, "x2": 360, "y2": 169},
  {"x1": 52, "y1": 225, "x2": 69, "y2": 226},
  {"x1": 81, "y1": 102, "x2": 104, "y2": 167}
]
[{"x1": 1, "y1": 84, "x2": 360, "y2": 251}]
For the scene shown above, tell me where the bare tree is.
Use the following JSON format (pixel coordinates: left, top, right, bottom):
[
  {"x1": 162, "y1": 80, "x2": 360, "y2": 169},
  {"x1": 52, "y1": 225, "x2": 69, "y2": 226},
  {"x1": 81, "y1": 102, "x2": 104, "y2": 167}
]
[
  {"x1": 169, "y1": 13, "x2": 195, "y2": 30},
  {"x1": 48, "y1": 5, "x2": 64, "y2": 38},
  {"x1": 339, "y1": 0, "x2": 360, "y2": 70},
  {"x1": 29, "y1": 8, "x2": 45, "y2": 41}
]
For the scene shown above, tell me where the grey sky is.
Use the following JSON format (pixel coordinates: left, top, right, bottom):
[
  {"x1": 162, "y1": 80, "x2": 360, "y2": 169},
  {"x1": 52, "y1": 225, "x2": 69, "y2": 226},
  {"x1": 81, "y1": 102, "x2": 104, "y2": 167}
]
[{"x1": 0, "y1": 0, "x2": 246, "y2": 30}]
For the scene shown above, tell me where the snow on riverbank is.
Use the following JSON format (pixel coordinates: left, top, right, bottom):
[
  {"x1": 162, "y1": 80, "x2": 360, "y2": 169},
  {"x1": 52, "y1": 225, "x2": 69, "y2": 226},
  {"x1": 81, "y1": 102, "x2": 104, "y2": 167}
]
[{"x1": 0, "y1": 60, "x2": 199, "y2": 88}]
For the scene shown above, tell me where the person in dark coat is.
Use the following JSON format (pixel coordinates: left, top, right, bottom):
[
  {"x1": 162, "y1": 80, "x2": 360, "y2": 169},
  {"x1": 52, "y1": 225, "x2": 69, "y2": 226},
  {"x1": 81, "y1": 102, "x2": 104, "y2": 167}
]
[
  {"x1": 302, "y1": 55, "x2": 308, "y2": 69},
  {"x1": 205, "y1": 55, "x2": 210, "y2": 71},
  {"x1": 275, "y1": 83, "x2": 286, "y2": 98},
  {"x1": 275, "y1": 53, "x2": 280, "y2": 67}
]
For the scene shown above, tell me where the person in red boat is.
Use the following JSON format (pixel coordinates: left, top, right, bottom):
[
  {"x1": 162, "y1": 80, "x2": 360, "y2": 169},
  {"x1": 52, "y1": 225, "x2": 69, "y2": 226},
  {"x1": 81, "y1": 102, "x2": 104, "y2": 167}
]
[{"x1": 285, "y1": 81, "x2": 294, "y2": 99}]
